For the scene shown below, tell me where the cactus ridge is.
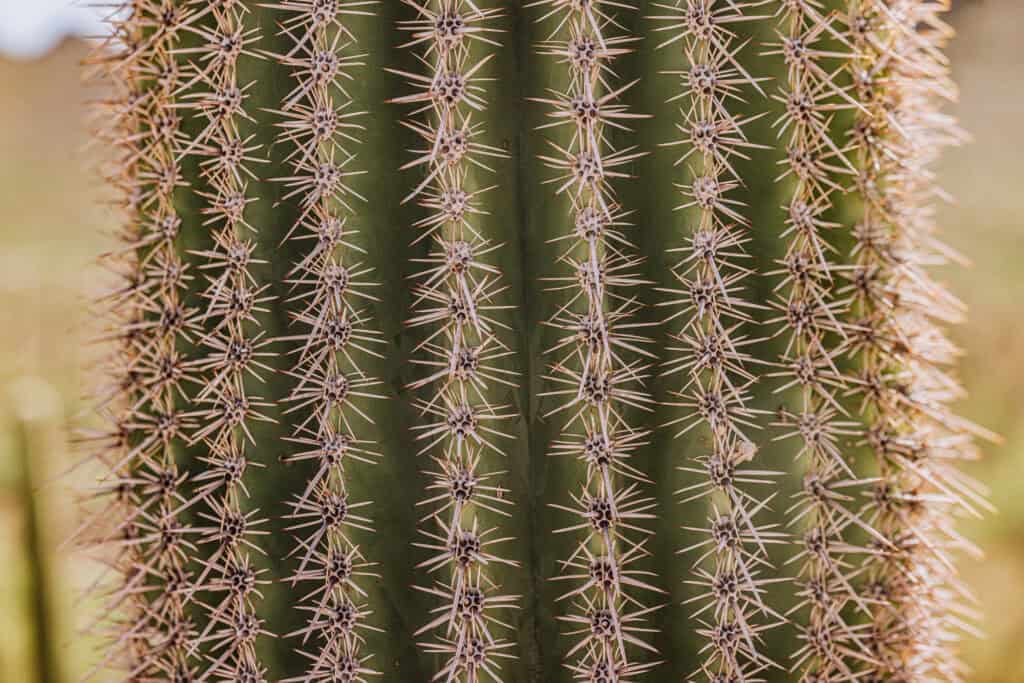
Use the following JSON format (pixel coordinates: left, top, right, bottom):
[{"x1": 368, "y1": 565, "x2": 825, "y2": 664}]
[
  {"x1": 649, "y1": 1, "x2": 794, "y2": 680},
  {"x1": 265, "y1": 1, "x2": 388, "y2": 681},
  {"x1": 392, "y1": 1, "x2": 523, "y2": 680},
  {"x1": 77, "y1": 2, "x2": 211, "y2": 680},
  {"x1": 763, "y1": 3, "x2": 881, "y2": 680},
  {"x1": 529, "y1": 0, "x2": 668, "y2": 679},
  {"x1": 845, "y1": 1, "x2": 996, "y2": 679},
  {"x1": 177, "y1": 2, "x2": 276, "y2": 679}
]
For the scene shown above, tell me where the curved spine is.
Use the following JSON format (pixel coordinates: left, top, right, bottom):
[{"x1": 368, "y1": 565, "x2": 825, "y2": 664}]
[
  {"x1": 844, "y1": 1, "x2": 994, "y2": 680},
  {"x1": 180, "y1": 2, "x2": 272, "y2": 679},
  {"x1": 529, "y1": 0, "x2": 665, "y2": 679},
  {"x1": 391, "y1": 1, "x2": 521, "y2": 680},
  {"x1": 649, "y1": 1, "x2": 790, "y2": 680},
  {"x1": 266, "y1": 1, "x2": 388, "y2": 681}
]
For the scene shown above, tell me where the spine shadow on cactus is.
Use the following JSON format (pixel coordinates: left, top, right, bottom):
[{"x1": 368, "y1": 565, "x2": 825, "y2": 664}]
[{"x1": 79, "y1": 1, "x2": 988, "y2": 682}]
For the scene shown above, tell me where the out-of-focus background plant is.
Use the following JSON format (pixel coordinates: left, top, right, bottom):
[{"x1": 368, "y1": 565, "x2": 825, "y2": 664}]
[{"x1": 0, "y1": 0, "x2": 1019, "y2": 680}]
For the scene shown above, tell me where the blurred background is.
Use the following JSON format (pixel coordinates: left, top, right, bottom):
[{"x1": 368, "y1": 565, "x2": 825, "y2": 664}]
[{"x1": 0, "y1": 0, "x2": 1019, "y2": 681}]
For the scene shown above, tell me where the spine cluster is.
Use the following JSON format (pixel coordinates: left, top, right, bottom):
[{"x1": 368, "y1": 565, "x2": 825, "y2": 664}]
[
  {"x1": 269, "y1": 1, "x2": 385, "y2": 681},
  {"x1": 531, "y1": 0, "x2": 663, "y2": 679},
  {"x1": 650, "y1": 1, "x2": 786, "y2": 680},
  {"x1": 845, "y1": 1, "x2": 992, "y2": 680},
  {"x1": 182, "y1": 3, "x2": 271, "y2": 679},
  {"x1": 82, "y1": 2, "x2": 202, "y2": 679},
  {"x1": 392, "y1": 1, "x2": 520, "y2": 679}
]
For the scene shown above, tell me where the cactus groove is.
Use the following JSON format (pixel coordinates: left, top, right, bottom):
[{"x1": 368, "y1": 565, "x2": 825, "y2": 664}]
[{"x1": 80, "y1": 1, "x2": 992, "y2": 682}]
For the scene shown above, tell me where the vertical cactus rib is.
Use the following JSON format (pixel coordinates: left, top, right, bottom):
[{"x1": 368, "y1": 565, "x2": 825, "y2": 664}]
[
  {"x1": 844, "y1": 1, "x2": 995, "y2": 680},
  {"x1": 180, "y1": 2, "x2": 273, "y2": 679},
  {"x1": 648, "y1": 1, "x2": 791, "y2": 680},
  {"x1": 264, "y1": 1, "x2": 389, "y2": 681},
  {"x1": 528, "y1": 0, "x2": 665, "y2": 679},
  {"x1": 79, "y1": 10, "x2": 149, "y2": 679},
  {"x1": 390, "y1": 1, "x2": 522, "y2": 680},
  {"x1": 77, "y1": 2, "x2": 210, "y2": 680},
  {"x1": 767, "y1": 1, "x2": 879, "y2": 679}
]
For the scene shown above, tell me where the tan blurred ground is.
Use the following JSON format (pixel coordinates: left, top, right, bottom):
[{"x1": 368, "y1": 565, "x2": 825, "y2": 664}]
[
  {"x1": 0, "y1": 1, "x2": 1020, "y2": 680},
  {"x1": 0, "y1": 35, "x2": 111, "y2": 682},
  {"x1": 935, "y1": 2, "x2": 1024, "y2": 680}
]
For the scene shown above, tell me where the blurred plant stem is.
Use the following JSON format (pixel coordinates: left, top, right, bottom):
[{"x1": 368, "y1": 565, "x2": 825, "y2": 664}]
[{"x1": 9, "y1": 376, "x2": 63, "y2": 683}]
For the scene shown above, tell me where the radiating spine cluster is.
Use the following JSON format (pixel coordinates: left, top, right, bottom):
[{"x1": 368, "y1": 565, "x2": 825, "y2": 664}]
[
  {"x1": 79, "y1": 1, "x2": 206, "y2": 679},
  {"x1": 530, "y1": 0, "x2": 664, "y2": 679},
  {"x1": 182, "y1": 2, "x2": 272, "y2": 679},
  {"x1": 845, "y1": 1, "x2": 992, "y2": 680},
  {"x1": 268, "y1": 1, "x2": 386, "y2": 681},
  {"x1": 768, "y1": 2, "x2": 878, "y2": 679},
  {"x1": 391, "y1": 1, "x2": 520, "y2": 679},
  {"x1": 649, "y1": 1, "x2": 790, "y2": 680}
]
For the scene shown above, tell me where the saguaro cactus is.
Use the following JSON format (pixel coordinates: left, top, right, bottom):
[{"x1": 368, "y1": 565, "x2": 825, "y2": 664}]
[{"x1": 80, "y1": 1, "x2": 991, "y2": 682}]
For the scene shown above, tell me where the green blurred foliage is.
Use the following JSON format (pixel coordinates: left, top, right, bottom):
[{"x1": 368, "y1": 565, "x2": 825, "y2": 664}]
[{"x1": 0, "y1": 0, "x2": 1020, "y2": 680}]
